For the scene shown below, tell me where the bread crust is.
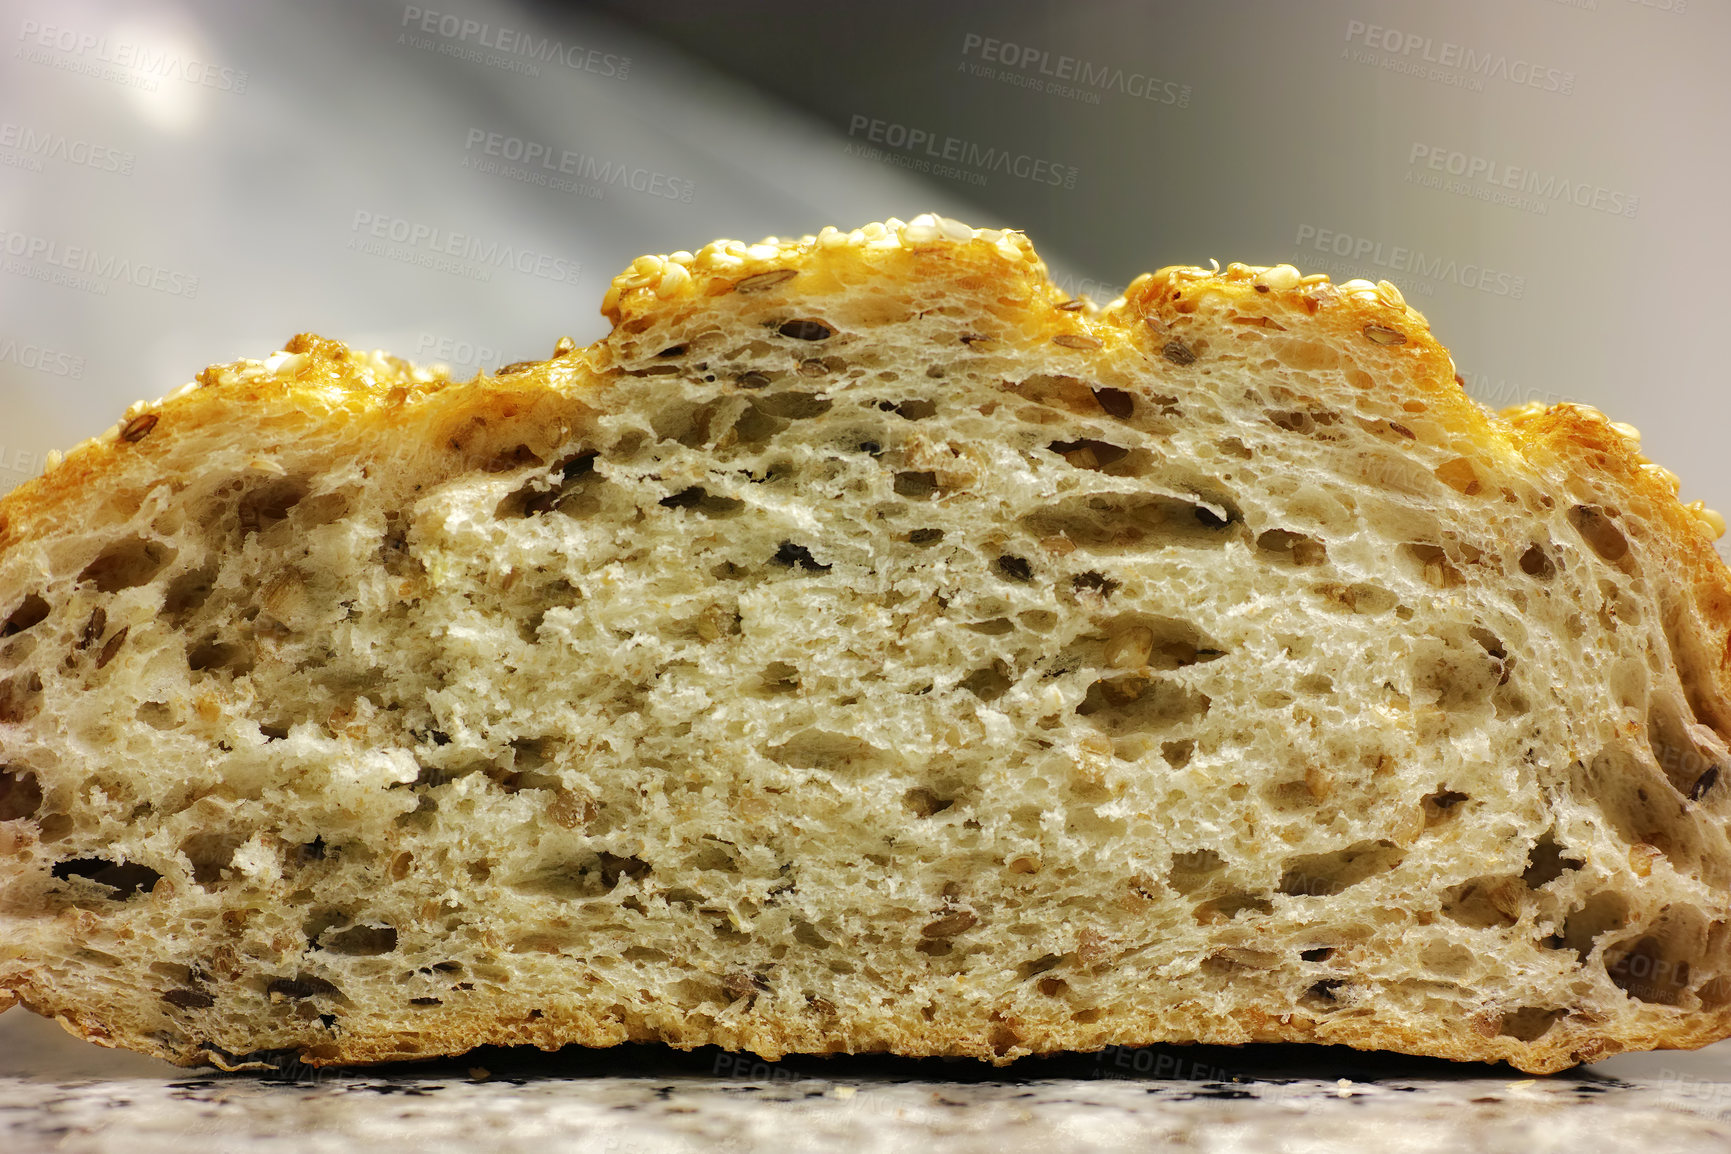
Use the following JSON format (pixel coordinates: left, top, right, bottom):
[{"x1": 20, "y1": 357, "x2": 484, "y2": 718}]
[{"x1": 4, "y1": 217, "x2": 1730, "y2": 1075}]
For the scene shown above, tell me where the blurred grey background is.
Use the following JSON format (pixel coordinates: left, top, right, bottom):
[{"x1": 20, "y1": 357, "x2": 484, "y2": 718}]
[{"x1": 2, "y1": 0, "x2": 1729, "y2": 1077}]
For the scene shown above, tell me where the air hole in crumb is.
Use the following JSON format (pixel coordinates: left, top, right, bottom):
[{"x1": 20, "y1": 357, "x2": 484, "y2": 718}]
[
  {"x1": 51, "y1": 857, "x2": 161, "y2": 899},
  {"x1": 1520, "y1": 545, "x2": 1557, "y2": 580},
  {"x1": 1049, "y1": 439, "x2": 1130, "y2": 471},
  {"x1": 323, "y1": 925, "x2": 400, "y2": 956},
  {"x1": 80, "y1": 537, "x2": 175, "y2": 593},
  {"x1": 1698, "y1": 976, "x2": 1731, "y2": 1009},
  {"x1": 1300, "y1": 947, "x2": 1334, "y2": 962},
  {"x1": 959, "y1": 661, "x2": 1013, "y2": 702},
  {"x1": 482, "y1": 444, "x2": 544, "y2": 473},
  {"x1": 1278, "y1": 841, "x2": 1403, "y2": 897},
  {"x1": 497, "y1": 452, "x2": 599, "y2": 517},
  {"x1": 0, "y1": 767, "x2": 43, "y2": 820},
  {"x1": 161, "y1": 568, "x2": 214, "y2": 619},
  {"x1": 689, "y1": 841, "x2": 738, "y2": 874},
  {"x1": 187, "y1": 637, "x2": 254, "y2": 678},
  {"x1": 1267, "y1": 409, "x2": 1339, "y2": 435},
  {"x1": 1401, "y1": 543, "x2": 1465, "y2": 589},
  {"x1": 758, "y1": 662, "x2": 800, "y2": 694},
  {"x1": 652, "y1": 400, "x2": 727, "y2": 448},
  {"x1": 1077, "y1": 675, "x2": 1208, "y2": 733},
  {"x1": 1, "y1": 595, "x2": 49, "y2": 637},
  {"x1": 1441, "y1": 877, "x2": 1524, "y2": 928},
  {"x1": 1434, "y1": 457, "x2": 1482, "y2": 495},
  {"x1": 181, "y1": 833, "x2": 246, "y2": 887},
  {"x1": 755, "y1": 392, "x2": 834, "y2": 420},
  {"x1": 1161, "y1": 740, "x2": 1194, "y2": 768},
  {"x1": 237, "y1": 480, "x2": 307, "y2": 535},
  {"x1": 660, "y1": 486, "x2": 744, "y2": 516},
  {"x1": 768, "y1": 729, "x2": 884, "y2": 772},
  {"x1": 1166, "y1": 849, "x2": 1225, "y2": 895},
  {"x1": 894, "y1": 471, "x2": 939, "y2": 499},
  {"x1": 1563, "y1": 891, "x2": 1630, "y2": 961},
  {"x1": 0, "y1": 672, "x2": 43, "y2": 724},
  {"x1": 1086, "y1": 614, "x2": 1224, "y2": 671},
  {"x1": 1647, "y1": 703, "x2": 1718, "y2": 799},
  {"x1": 1072, "y1": 572, "x2": 1120, "y2": 598},
  {"x1": 1092, "y1": 387, "x2": 1133, "y2": 419},
  {"x1": 1018, "y1": 954, "x2": 1064, "y2": 981},
  {"x1": 731, "y1": 402, "x2": 786, "y2": 445},
  {"x1": 1195, "y1": 893, "x2": 1272, "y2": 922},
  {"x1": 1606, "y1": 934, "x2": 1689, "y2": 1005},
  {"x1": 772, "y1": 541, "x2": 830, "y2": 573},
  {"x1": 995, "y1": 555, "x2": 1033, "y2": 581},
  {"x1": 880, "y1": 399, "x2": 938, "y2": 420},
  {"x1": 267, "y1": 975, "x2": 344, "y2": 1002},
  {"x1": 1421, "y1": 789, "x2": 1469, "y2": 826},
  {"x1": 907, "y1": 529, "x2": 944, "y2": 545},
  {"x1": 1499, "y1": 1008, "x2": 1564, "y2": 1041},
  {"x1": 904, "y1": 787, "x2": 954, "y2": 818},
  {"x1": 778, "y1": 319, "x2": 833, "y2": 341},
  {"x1": 1024, "y1": 492, "x2": 1238, "y2": 549},
  {"x1": 1522, "y1": 833, "x2": 1584, "y2": 889},
  {"x1": 1256, "y1": 529, "x2": 1327, "y2": 566},
  {"x1": 1569, "y1": 505, "x2": 1629, "y2": 562}
]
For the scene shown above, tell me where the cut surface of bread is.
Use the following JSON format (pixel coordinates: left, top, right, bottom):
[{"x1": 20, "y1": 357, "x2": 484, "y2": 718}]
[{"x1": 3, "y1": 216, "x2": 1731, "y2": 1075}]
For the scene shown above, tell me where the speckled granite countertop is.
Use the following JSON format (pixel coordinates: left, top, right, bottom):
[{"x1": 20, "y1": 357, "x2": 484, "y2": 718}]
[{"x1": 6, "y1": 1012, "x2": 1731, "y2": 1153}]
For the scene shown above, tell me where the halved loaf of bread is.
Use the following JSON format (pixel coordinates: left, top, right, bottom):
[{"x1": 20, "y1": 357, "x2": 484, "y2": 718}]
[{"x1": 3, "y1": 216, "x2": 1731, "y2": 1075}]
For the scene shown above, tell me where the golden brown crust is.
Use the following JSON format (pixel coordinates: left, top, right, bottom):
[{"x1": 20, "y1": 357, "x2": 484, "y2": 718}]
[{"x1": 4, "y1": 215, "x2": 1730, "y2": 1075}]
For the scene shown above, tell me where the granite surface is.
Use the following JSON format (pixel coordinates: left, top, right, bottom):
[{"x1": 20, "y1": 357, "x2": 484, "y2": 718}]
[{"x1": 5, "y1": 1010, "x2": 1731, "y2": 1153}]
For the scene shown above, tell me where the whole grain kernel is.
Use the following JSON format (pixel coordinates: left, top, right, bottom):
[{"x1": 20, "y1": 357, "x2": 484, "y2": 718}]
[
  {"x1": 1053, "y1": 333, "x2": 1101, "y2": 350},
  {"x1": 96, "y1": 626, "x2": 129, "y2": 670},
  {"x1": 1363, "y1": 325, "x2": 1406, "y2": 346},
  {"x1": 1162, "y1": 340, "x2": 1197, "y2": 366},
  {"x1": 735, "y1": 269, "x2": 798, "y2": 294},
  {"x1": 122, "y1": 414, "x2": 159, "y2": 443},
  {"x1": 1105, "y1": 625, "x2": 1155, "y2": 669}
]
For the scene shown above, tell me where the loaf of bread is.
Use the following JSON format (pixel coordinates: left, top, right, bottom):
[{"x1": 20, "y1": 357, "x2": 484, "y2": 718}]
[{"x1": 3, "y1": 215, "x2": 1730, "y2": 1075}]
